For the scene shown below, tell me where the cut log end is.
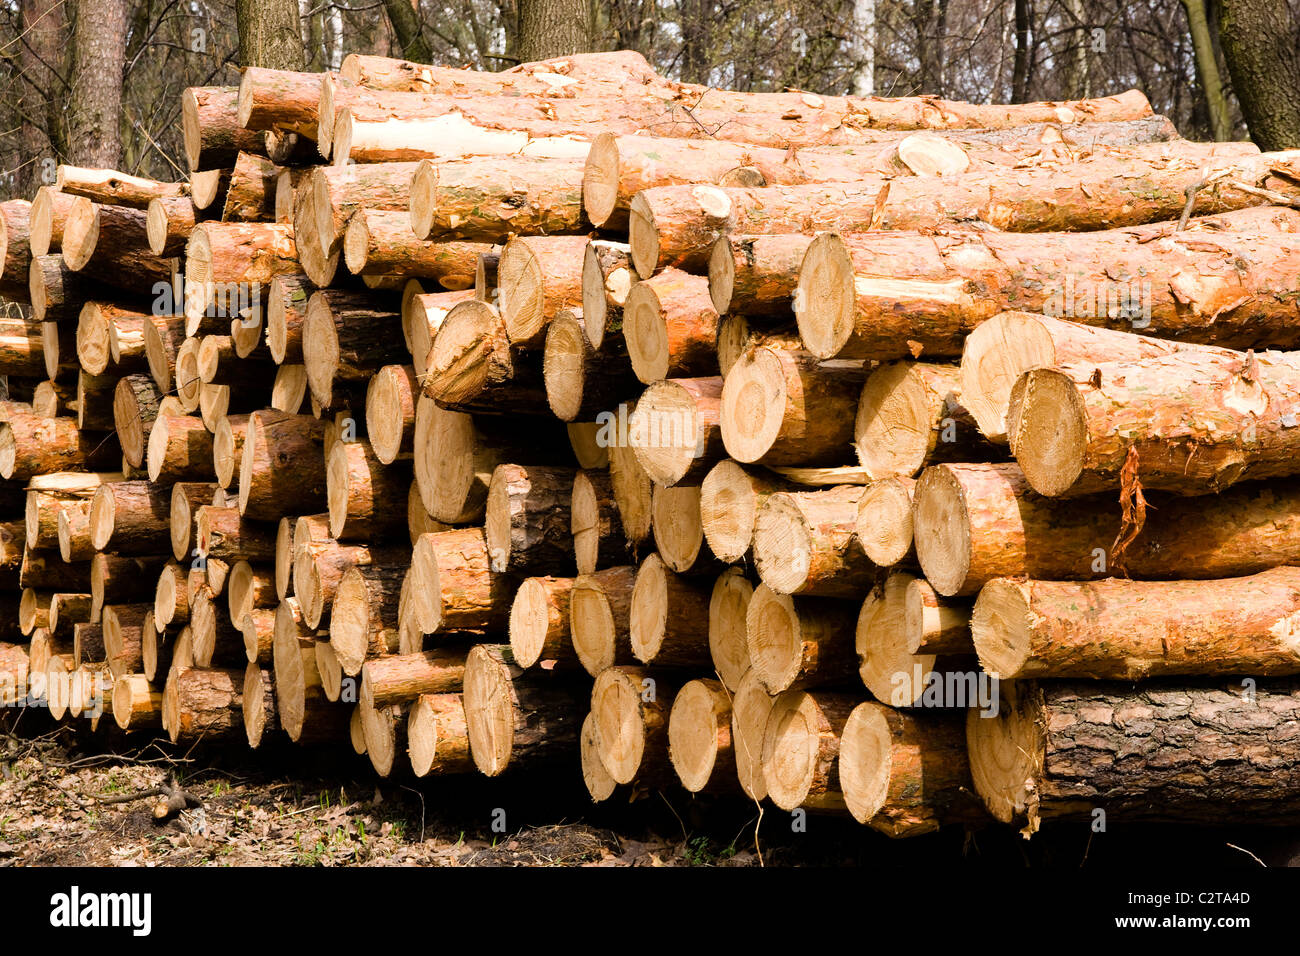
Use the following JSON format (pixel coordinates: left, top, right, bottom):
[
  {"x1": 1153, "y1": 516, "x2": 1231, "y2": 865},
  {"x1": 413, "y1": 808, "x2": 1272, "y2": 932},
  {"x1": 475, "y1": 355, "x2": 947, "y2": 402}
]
[
  {"x1": 542, "y1": 311, "x2": 593, "y2": 422},
  {"x1": 732, "y1": 667, "x2": 771, "y2": 801},
  {"x1": 969, "y1": 578, "x2": 1032, "y2": 678},
  {"x1": 462, "y1": 643, "x2": 515, "y2": 777},
  {"x1": 837, "y1": 701, "x2": 895, "y2": 824},
  {"x1": 508, "y1": 576, "x2": 559, "y2": 670},
  {"x1": 751, "y1": 493, "x2": 812, "y2": 594},
  {"x1": 959, "y1": 311, "x2": 1060, "y2": 443},
  {"x1": 855, "y1": 478, "x2": 914, "y2": 567},
  {"x1": 911, "y1": 466, "x2": 972, "y2": 597},
  {"x1": 708, "y1": 568, "x2": 752, "y2": 691},
  {"x1": 591, "y1": 666, "x2": 649, "y2": 784},
  {"x1": 408, "y1": 692, "x2": 471, "y2": 777},
  {"x1": 793, "y1": 233, "x2": 855, "y2": 360},
  {"x1": 581, "y1": 711, "x2": 617, "y2": 801},
  {"x1": 582, "y1": 132, "x2": 620, "y2": 229},
  {"x1": 964, "y1": 680, "x2": 1041, "y2": 826},
  {"x1": 626, "y1": 193, "x2": 659, "y2": 279},
  {"x1": 1007, "y1": 369, "x2": 1087, "y2": 497},
  {"x1": 744, "y1": 584, "x2": 805, "y2": 694},
  {"x1": 707, "y1": 236, "x2": 735, "y2": 316},
  {"x1": 667, "y1": 678, "x2": 731, "y2": 793},
  {"x1": 856, "y1": 573, "x2": 937, "y2": 707},
  {"x1": 699, "y1": 460, "x2": 758, "y2": 564},
  {"x1": 719, "y1": 347, "x2": 786, "y2": 463}
]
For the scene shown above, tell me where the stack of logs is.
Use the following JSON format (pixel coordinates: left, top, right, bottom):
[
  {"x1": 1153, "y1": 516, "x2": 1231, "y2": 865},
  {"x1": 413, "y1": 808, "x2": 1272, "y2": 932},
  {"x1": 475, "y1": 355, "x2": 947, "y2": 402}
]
[{"x1": 2, "y1": 48, "x2": 1300, "y2": 839}]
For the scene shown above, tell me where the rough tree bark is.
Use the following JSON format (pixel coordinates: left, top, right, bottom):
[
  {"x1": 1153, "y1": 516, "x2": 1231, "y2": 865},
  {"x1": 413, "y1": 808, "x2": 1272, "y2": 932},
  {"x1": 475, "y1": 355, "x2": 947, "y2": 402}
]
[
  {"x1": 236, "y1": 0, "x2": 307, "y2": 71},
  {"x1": 67, "y1": 0, "x2": 126, "y2": 168},
  {"x1": 516, "y1": 0, "x2": 590, "y2": 62},
  {"x1": 1220, "y1": 0, "x2": 1300, "y2": 149}
]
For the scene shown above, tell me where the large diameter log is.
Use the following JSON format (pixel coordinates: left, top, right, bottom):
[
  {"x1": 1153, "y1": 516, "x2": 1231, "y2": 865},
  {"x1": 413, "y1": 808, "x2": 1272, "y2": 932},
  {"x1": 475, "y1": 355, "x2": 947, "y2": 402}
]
[
  {"x1": 304, "y1": 163, "x2": 416, "y2": 255},
  {"x1": 326, "y1": 439, "x2": 410, "y2": 540},
  {"x1": 484, "y1": 464, "x2": 576, "y2": 575},
  {"x1": 761, "y1": 689, "x2": 857, "y2": 811},
  {"x1": 960, "y1": 312, "x2": 1207, "y2": 443},
  {"x1": 409, "y1": 527, "x2": 511, "y2": 634},
  {"x1": 146, "y1": 415, "x2": 213, "y2": 483},
  {"x1": 581, "y1": 240, "x2": 632, "y2": 351},
  {"x1": 967, "y1": 679, "x2": 1300, "y2": 834},
  {"x1": 622, "y1": 269, "x2": 718, "y2": 383},
  {"x1": 463, "y1": 643, "x2": 582, "y2": 776},
  {"x1": 746, "y1": 584, "x2": 859, "y2": 693},
  {"x1": 542, "y1": 309, "x2": 636, "y2": 423},
  {"x1": 408, "y1": 156, "x2": 586, "y2": 242},
  {"x1": 629, "y1": 377, "x2": 724, "y2": 487},
  {"x1": 237, "y1": 411, "x2": 328, "y2": 521},
  {"x1": 302, "y1": 289, "x2": 403, "y2": 408},
  {"x1": 237, "y1": 67, "x2": 320, "y2": 137},
  {"x1": 752, "y1": 485, "x2": 874, "y2": 598},
  {"x1": 708, "y1": 568, "x2": 753, "y2": 691},
  {"x1": 113, "y1": 375, "x2": 164, "y2": 469},
  {"x1": 668, "y1": 678, "x2": 736, "y2": 794},
  {"x1": 856, "y1": 571, "x2": 956, "y2": 708},
  {"x1": 423, "y1": 300, "x2": 546, "y2": 415},
  {"x1": 60, "y1": 198, "x2": 174, "y2": 285},
  {"x1": 183, "y1": 222, "x2": 296, "y2": 334},
  {"x1": 0, "y1": 413, "x2": 119, "y2": 480},
  {"x1": 794, "y1": 204, "x2": 1300, "y2": 361},
  {"x1": 855, "y1": 362, "x2": 996, "y2": 477},
  {"x1": 708, "y1": 233, "x2": 811, "y2": 318},
  {"x1": 699, "y1": 460, "x2": 788, "y2": 564},
  {"x1": 508, "y1": 576, "x2": 576, "y2": 669},
  {"x1": 343, "y1": 209, "x2": 486, "y2": 287},
  {"x1": 720, "y1": 345, "x2": 865, "y2": 466},
  {"x1": 855, "y1": 476, "x2": 915, "y2": 567},
  {"x1": 365, "y1": 365, "x2": 418, "y2": 464},
  {"x1": 973, "y1": 567, "x2": 1300, "y2": 680},
  {"x1": 498, "y1": 235, "x2": 589, "y2": 349},
  {"x1": 590, "y1": 665, "x2": 676, "y2": 785},
  {"x1": 570, "y1": 565, "x2": 637, "y2": 676},
  {"x1": 1009, "y1": 348, "x2": 1300, "y2": 497},
  {"x1": 629, "y1": 553, "x2": 712, "y2": 669},
  {"x1": 162, "y1": 665, "x2": 243, "y2": 743},
  {"x1": 407, "y1": 692, "x2": 474, "y2": 777},
  {"x1": 183, "y1": 86, "x2": 265, "y2": 171},
  {"x1": 404, "y1": 288, "x2": 475, "y2": 378},
  {"x1": 570, "y1": 469, "x2": 631, "y2": 575},
  {"x1": 840, "y1": 703, "x2": 984, "y2": 834},
  {"x1": 330, "y1": 565, "x2": 404, "y2": 676},
  {"x1": 89, "y1": 480, "x2": 171, "y2": 554}
]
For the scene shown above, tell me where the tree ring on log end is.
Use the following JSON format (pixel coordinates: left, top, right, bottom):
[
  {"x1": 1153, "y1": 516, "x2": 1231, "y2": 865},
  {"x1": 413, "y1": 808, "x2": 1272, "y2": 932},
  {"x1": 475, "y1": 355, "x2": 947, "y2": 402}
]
[
  {"x1": 794, "y1": 233, "x2": 854, "y2": 360},
  {"x1": 1008, "y1": 369, "x2": 1087, "y2": 497}
]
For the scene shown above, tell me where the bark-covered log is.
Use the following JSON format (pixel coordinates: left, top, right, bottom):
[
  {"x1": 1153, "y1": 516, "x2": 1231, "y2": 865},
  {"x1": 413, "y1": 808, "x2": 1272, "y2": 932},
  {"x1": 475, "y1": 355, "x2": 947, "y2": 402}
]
[
  {"x1": 146, "y1": 415, "x2": 213, "y2": 483},
  {"x1": 569, "y1": 565, "x2": 637, "y2": 677},
  {"x1": 508, "y1": 575, "x2": 578, "y2": 669},
  {"x1": 542, "y1": 310, "x2": 635, "y2": 422},
  {"x1": 746, "y1": 584, "x2": 859, "y2": 693},
  {"x1": 423, "y1": 300, "x2": 547, "y2": 415},
  {"x1": 498, "y1": 235, "x2": 588, "y2": 349},
  {"x1": 408, "y1": 156, "x2": 586, "y2": 243},
  {"x1": 484, "y1": 463, "x2": 576, "y2": 575},
  {"x1": 628, "y1": 553, "x2": 712, "y2": 669},
  {"x1": 61, "y1": 198, "x2": 175, "y2": 286},
  {"x1": 56, "y1": 166, "x2": 187, "y2": 208},
  {"x1": 409, "y1": 526, "x2": 511, "y2": 634},
  {"x1": 330, "y1": 564, "x2": 404, "y2": 676},
  {"x1": 570, "y1": 469, "x2": 632, "y2": 575},
  {"x1": 183, "y1": 221, "x2": 296, "y2": 334},
  {"x1": 183, "y1": 86, "x2": 265, "y2": 171},
  {"x1": 360, "y1": 647, "x2": 466, "y2": 707},
  {"x1": 581, "y1": 240, "x2": 632, "y2": 352},
  {"x1": 343, "y1": 208, "x2": 487, "y2": 288},
  {"x1": 761, "y1": 689, "x2": 858, "y2": 811},
  {"x1": 326, "y1": 438, "x2": 410, "y2": 540},
  {"x1": 623, "y1": 269, "x2": 718, "y2": 384},
  {"x1": 89, "y1": 480, "x2": 171, "y2": 554},
  {"x1": 753, "y1": 485, "x2": 873, "y2": 597},
  {"x1": 162, "y1": 665, "x2": 243, "y2": 743},
  {"x1": 302, "y1": 289, "x2": 402, "y2": 409},
  {"x1": 0, "y1": 412, "x2": 119, "y2": 480},
  {"x1": 407, "y1": 692, "x2": 474, "y2": 777},
  {"x1": 237, "y1": 411, "x2": 328, "y2": 521}
]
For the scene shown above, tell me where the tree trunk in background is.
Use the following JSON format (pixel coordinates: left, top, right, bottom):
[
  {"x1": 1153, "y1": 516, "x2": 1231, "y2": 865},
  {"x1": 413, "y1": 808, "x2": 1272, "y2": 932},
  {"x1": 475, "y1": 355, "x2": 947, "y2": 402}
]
[
  {"x1": 19, "y1": 0, "x2": 65, "y2": 194},
  {"x1": 1220, "y1": 0, "x2": 1300, "y2": 149},
  {"x1": 68, "y1": 0, "x2": 127, "y2": 168},
  {"x1": 1064, "y1": 0, "x2": 1090, "y2": 97},
  {"x1": 679, "y1": 0, "x2": 708, "y2": 83},
  {"x1": 1011, "y1": 0, "x2": 1032, "y2": 103},
  {"x1": 850, "y1": 0, "x2": 876, "y2": 95},
  {"x1": 914, "y1": 0, "x2": 950, "y2": 94},
  {"x1": 382, "y1": 0, "x2": 433, "y2": 63},
  {"x1": 237, "y1": 0, "x2": 307, "y2": 70},
  {"x1": 517, "y1": 0, "x2": 590, "y2": 63},
  {"x1": 1181, "y1": 0, "x2": 1232, "y2": 140}
]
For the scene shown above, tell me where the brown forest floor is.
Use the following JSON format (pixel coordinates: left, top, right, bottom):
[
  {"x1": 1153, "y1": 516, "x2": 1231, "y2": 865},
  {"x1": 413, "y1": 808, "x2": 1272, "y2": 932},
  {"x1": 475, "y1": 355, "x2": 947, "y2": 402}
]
[{"x1": 4, "y1": 708, "x2": 1300, "y2": 868}]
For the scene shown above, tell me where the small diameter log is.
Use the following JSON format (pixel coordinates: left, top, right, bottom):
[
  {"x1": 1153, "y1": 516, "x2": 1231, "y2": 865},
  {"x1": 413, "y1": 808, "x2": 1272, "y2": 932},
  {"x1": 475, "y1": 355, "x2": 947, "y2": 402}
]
[
  {"x1": 629, "y1": 553, "x2": 712, "y2": 669},
  {"x1": 143, "y1": 314, "x2": 187, "y2": 393},
  {"x1": 967, "y1": 679, "x2": 1300, "y2": 834},
  {"x1": 484, "y1": 464, "x2": 576, "y2": 575},
  {"x1": 1009, "y1": 348, "x2": 1300, "y2": 498},
  {"x1": 855, "y1": 476, "x2": 915, "y2": 568},
  {"x1": 266, "y1": 274, "x2": 313, "y2": 364},
  {"x1": 904, "y1": 578, "x2": 972, "y2": 655},
  {"x1": 708, "y1": 234, "x2": 812, "y2": 317},
  {"x1": 271, "y1": 599, "x2": 327, "y2": 742},
  {"x1": 113, "y1": 375, "x2": 164, "y2": 469},
  {"x1": 146, "y1": 197, "x2": 201, "y2": 257},
  {"x1": 364, "y1": 365, "x2": 418, "y2": 464},
  {"x1": 855, "y1": 362, "x2": 995, "y2": 477},
  {"x1": 240, "y1": 606, "x2": 277, "y2": 665},
  {"x1": 112, "y1": 674, "x2": 162, "y2": 730},
  {"x1": 155, "y1": 560, "x2": 189, "y2": 629},
  {"x1": 29, "y1": 254, "x2": 113, "y2": 323},
  {"x1": 839, "y1": 703, "x2": 983, "y2": 834},
  {"x1": 708, "y1": 568, "x2": 754, "y2": 690},
  {"x1": 581, "y1": 240, "x2": 633, "y2": 351},
  {"x1": 174, "y1": 337, "x2": 202, "y2": 410},
  {"x1": 973, "y1": 567, "x2": 1300, "y2": 680},
  {"x1": 61, "y1": 603, "x2": 98, "y2": 653},
  {"x1": 498, "y1": 235, "x2": 589, "y2": 348},
  {"x1": 699, "y1": 460, "x2": 789, "y2": 564},
  {"x1": 20, "y1": 590, "x2": 51, "y2": 636},
  {"x1": 668, "y1": 678, "x2": 737, "y2": 794},
  {"x1": 746, "y1": 584, "x2": 859, "y2": 693},
  {"x1": 29, "y1": 186, "x2": 79, "y2": 257},
  {"x1": 0, "y1": 643, "x2": 29, "y2": 704},
  {"x1": 102, "y1": 603, "x2": 149, "y2": 677},
  {"x1": 0, "y1": 412, "x2": 119, "y2": 480},
  {"x1": 170, "y1": 481, "x2": 218, "y2": 562},
  {"x1": 195, "y1": 505, "x2": 277, "y2": 561},
  {"x1": 197, "y1": 334, "x2": 272, "y2": 387},
  {"x1": 856, "y1": 572, "x2": 968, "y2": 708},
  {"x1": 590, "y1": 665, "x2": 676, "y2": 785},
  {"x1": 608, "y1": 432, "x2": 652, "y2": 549},
  {"x1": 22, "y1": 550, "x2": 90, "y2": 592},
  {"x1": 475, "y1": 251, "x2": 499, "y2": 301},
  {"x1": 753, "y1": 485, "x2": 873, "y2": 598},
  {"x1": 162, "y1": 665, "x2": 243, "y2": 743},
  {"x1": 56, "y1": 166, "x2": 186, "y2": 208},
  {"x1": 183, "y1": 222, "x2": 296, "y2": 334},
  {"x1": 242, "y1": 663, "x2": 279, "y2": 748},
  {"x1": 914, "y1": 462, "x2": 1300, "y2": 597},
  {"x1": 542, "y1": 309, "x2": 636, "y2": 423},
  {"x1": 423, "y1": 300, "x2": 546, "y2": 415},
  {"x1": 571, "y1": 469, "x2": 631, "y2": 575},
  {"x1": 581, "y1": 710, "x2": 617, "y2": 802},
  {"x1": 183, "y1": 86, "x2": 265, "y2": 170},
  {"x1": 622, "y1": 269, "x2": 718, "y2": 384},
  {"x1": 407, "y1": 693, "x2": 473, "y2": 777},
  {"x1": 147, "y1": 415, "x2": 214, "y2": 483},
  {"x1": 90, "y1": 480, "x2": 171, "y2": 554},
  {"x1": 361, "y1": 648, "x2": 466, "y2": 707},
  {"x1": 75, "y1": 371, "x2": 117, "y2": 430},
  {"x1": 405, "y1": 289, "x2": 474, "y2": 377},
  {"x1": 69, "y1": 663, "x2": 111, "y2": 719},
  {"x1": 237, "y1": 67, "x2": 319, "y2": 137},
  {"x1": 212, "y1": 414, "x2": 249, "y2": 489},
  {"x1": 343, "y1": 209, "x2": 487, "y2": 286},
  {"x1": 190, "y1": 591, "x2": 246, "y2": 667},
  {"x1": 509, "y1": 576, "x2": 577, "y2": 669},
  {"x1": 302, "y1": 289, "x2": 403, "y2": 409},
  {"x1": 0, "y1": 316, "x2": 46, "y2": 378},
  {"x1": 716, "y1": 314, "x2": 804, "y2": 380},
  {"x1": 570, "y1": 565, "x2": 637, "y2": 676},
  {"x1": 629, "y1": 377, "x2": 724, "y2": 488},
  {"x1": 761, "y1": 689, "x2": 857, "y2": 811},
  {"x1": 237, "y1": 411, "x2": 328, "y2": 521},
  {"x1": 222, "y1": 151, "x2": 279, "y2": 221},
  {"x1": 32, "y1": 380, "x2": 76, "y2": 418},
  {"x1": 60, "y1": 199, "x2": 174, "y2": 286},
  {"x1": 568, "y1": 422, "x2": 608, "y2": 470},
  {"x1": 56, "y1": 504, "x2": 93, "y2": 563},
  {"x1": 44, "y1": 319, "x2": 79, "y2": 381},
  {"x1": 315, "y1": 640, "x2": 343, "y2": 701},
  {"x1": 650, "y1": 483, "x2": 717, "y2": 574},
  {"x1": 330, "y1": 565, "x2": 405, "y2": 676},
  {"x1": 409, "y1": 527, "x2": 511, "y2": 635},
  {"x1": 462, "y1": 644, "x2": 582, "y2": 776},
  {"x1": 720, "y1": 345, "x2": 864, "y2": 466},
  {"x1": 408, "y1": 156, "x2": 586, "y2": 243},
  {"x1": 26, "y1": 484, "x2": 98, "y2": 551},
  {"x1": 326, "y1": 438, "x2": 410, "y2": 540},
  {"x1": 90, "y1": 554, "x2": 166, "y2": 620}
]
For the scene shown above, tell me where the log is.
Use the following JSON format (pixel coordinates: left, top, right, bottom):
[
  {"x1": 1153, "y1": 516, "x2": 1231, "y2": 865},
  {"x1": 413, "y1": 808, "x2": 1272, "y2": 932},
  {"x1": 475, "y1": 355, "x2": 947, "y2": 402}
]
[
  {"x1": 630, "y1": 377, "x2": 724, "y2": 487},
  {"x1": 364, "y1": 365, "x2": 418, "y2": 464},
  {"x1": 60, "y1": 198, "x2": 175, "y2": 286},
  {"x1": 302, "y1": 289, "x2": 402, "y2": 408},
  {"x1": 708, "y1": 234, "x2": 811, "y2": 317},
  {"x1": 89, "y1": 480, "x2": 171, "y2": 554},
  {"x1": 462, "y1": 643, "x2": 581, "y2": 776},
  {"x1": 409, "y1": 527, "x2": 511, "y2": 634},
  {"x1": 904, "y1": 578, "x2": 972, "y2": 655},
  {"x1": 607, "y1": 426, "x2": 652, "y2": 549},
  {"x1": 228, "y1": 559, "x2": 276, "y2": 627},
  {"x1": 761, "y1": 689, "x2": 857, "y2": 811},
  {"x1": 567, "y1": 421, "x2": 607, "y2": 470},
  {"x1": 302, "y1": 163, "x2": 417, "y2": 260},
  {"x1": 266, "y1": 274, "x2": 314, "y2": 363},
  {"x1": 55, "y1": 166, "x2": 187, "y2": 208},
  {"x1": 650, "y1": 483, "x2": 717, "y2": 574},
  {"x1": 484, "y1": 463, "x2": 576, "y2": 575},
  {"x1": 856, "y1": 572, "x2": 966, "y2": 708},
  {"x1": 0, "y1": 643, "x2": 29, "y2": 705},
  {"x1": 698, "y1": 460, "x2": 786, "y2": 564},
  {"x1": 0, "y1": 199, "x2": 31, "y2": 297},
  {"x1": 50, "y1": 593, "x2": 92, "y2": 643},
  {"x1": 589, "y1": 665, "x2": 675, "y2": 785},
  {"x1": 43, "y1": 319, "x2": 78, "y2": 381},
  {"x1": 667, "y1": 678, "x2": 737, "y2": 794},
  {"x1": 570, "y1": 469, "x2": 631, "y2": 575},
  {"x1": 212, "y1": 414, "x2": 249, "y2": 489},
  {"x1": 343, "y1": 209, "x2": 487, "y2": 286},
  {"x1": 715, "y1": 316, "x2": 802, "y2": 380},
  {"x1": 330, "y1": 564, "x2": 405, "y2": 676},
  {"x1": 183, "y1": 222, "x2": 296, "y2": 334},
  {"x1": 26, "y1": 484, "x2": 97, "y2": 551},
  {"x1": 271, "y1": 365, "x2": 308, "y2": 413},
  {"x1": 197, "y1": 334, "x2": 272, "y2": 387},
  {"x1": 169, "y1": 481, "x2": 219, "y2": 562},
  {"x1": 242, "y1": 663, "x2": 279, "y2": 748},
  {"x1": 623, "y1": 269, "x2": 718, "y2": 384},
  {"x1": 326, "y1": 438, "x2": 410, "y2": 540},
  {"x1": 0, "y1": 412, "x2": 119, "y2": 480},
  {"x1": 1009, "y1": 348, "x2": 1300, "y2": 498},
  {"x1": 581, "y1": 240, "x2": 632, "y2": 351},
  {"x1": 183, "y1": 86, "x2": 265, "y2": 171},
  {"x1": 967, "y1": 679, "x2": 1300, "y2": 834},
  {"x1": 146, "y1": 415, "x2": 213, "y2": 483},
  {"x1": 793, "y1": 205, "x2": 1300, "y2": 361},
  {"x1": 403, "y1": 288, "x2": 475, "y2": 378},
  {"x1": 102, "y1": 603, "x2": 149, "y2": 677},
  {"x1": 189, "y1": 591, "x2": 246, "y2": 667},
  {"x1": 154, "y1": 561, "x2": 189, "y2": 629},
  {"x1": 146, "y1": 197, "x2": 201, "y2": 257},
  {"x1": 629, "y1": 553, "x2": 712, "y2": 668},
  {"x1": 973, "y1": 567, "x2": 1300, "y2": 679},
  {"x1": 21, "y1": 549, "x2": 90, "y2": 592},
  {"x1": 237, "y1": 67, "x2": 320, "y2": 137},
  {"x1": 360, "y1": 648, "x2": 465, "y2": 707},
  {"x1": 423, "y1": 300, "x2": 546, "y2": 415},
  {"x1": 237, "y1": 411, "x2": 329, "y2": 521},
  {"x1": 752, "y1": 485, "x2": 873, "y2": 598},
  {"x1": 19, "y1": 589, "x2": 50, "y2": 636},
  {"x1": 854, "y1": 476, "x2": 915, "y2": 567},
  {"x1": 221, "y1": 151, "x2": 279, "y2": 222},
  {"x1": 407, "y1": 692, "x2": 473, "y2": 777},
  {"x1": 143, "y1": 314, "x2": 187, "y2": 394},
  {"x1": 195, "y1": 505, "x2": 277, "y2": 562},
  {"x1": 498, "y1": 235, "x2": 589, "y2": 349},
  {"x1": 113, "y1": 375, "x2": 164, "y2": 469},
  {"x1": 31, "y1": 380, "x2": 76, "y2": 419},
  {"x1": 162, "y1": 665, "x2": 243, "y2": 743},
  {"x1": 542, "y1": 309, "x2": 635, "y2": 422},
  {"x1": 581, "y1": 710, "x2": 617, "y2": 802},
  {"x1": 746, "y1": 583, "x2": 859, "y2": 693},
  {"x1": 508, "y1": 575, "x2": 577, "y2": 669},
  {"x1": 111, "y1": 674, "x2": 162, "y2": 730},
  {"x1": 707, "y1": 567, "x2": 753, "y2": 691},
  {"x1": 271, "y1": 598, "x2": 327, "y2": 742},
  {"x1": 720, "y1": 345, "x2": 865, "y2": 466},
  {"x1": 294, "y1": 525, "x2": 403, "y2": 630},
  {"x1": 28, "y1": 254, "x2": 114, "y2": 323},
  {"x1": 174, "y1": 337, "x2": 203, "y2": 410},
  {"x1": 839, "y1": 703, "x2": 983, "y2": 834},
  {"x1": 28, "y1": 186, "x2": 78, "y2": 257},
  {"x1": 408, "y1": 156, "x2": 586, "y2": 242},
  {"x1": 569, "y1": 565, "x2": 637, "y2": 677},
  {"x1": 75, "y1": 372, "x2": 117, "y2": 430}
]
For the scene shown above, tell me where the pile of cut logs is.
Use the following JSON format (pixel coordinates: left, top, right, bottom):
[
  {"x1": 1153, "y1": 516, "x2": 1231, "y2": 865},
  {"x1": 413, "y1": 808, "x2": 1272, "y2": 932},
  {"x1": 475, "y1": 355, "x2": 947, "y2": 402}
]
[{"x1": 2, "y1": 48, "x2": 1300, "y2": 838}]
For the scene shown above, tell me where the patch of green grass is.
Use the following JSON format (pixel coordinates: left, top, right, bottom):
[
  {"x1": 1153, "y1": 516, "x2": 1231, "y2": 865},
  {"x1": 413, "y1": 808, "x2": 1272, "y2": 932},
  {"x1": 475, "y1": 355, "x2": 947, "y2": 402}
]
[{"x1": 682, "y1": 835, "x2": 738, "y2": 867}]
